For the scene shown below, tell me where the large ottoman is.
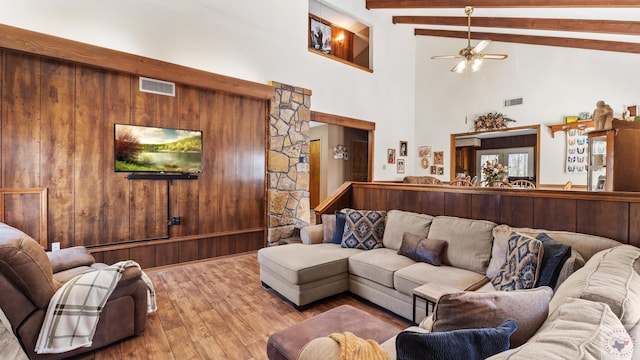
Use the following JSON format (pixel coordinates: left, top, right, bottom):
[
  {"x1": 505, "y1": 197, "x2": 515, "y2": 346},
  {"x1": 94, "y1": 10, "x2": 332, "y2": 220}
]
[{"x1": 267, "y1": 304, "x2": 403, "y2": 360}]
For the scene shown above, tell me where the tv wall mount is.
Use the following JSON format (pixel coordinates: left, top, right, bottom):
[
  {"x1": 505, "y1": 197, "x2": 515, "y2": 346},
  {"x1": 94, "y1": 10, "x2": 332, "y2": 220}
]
[{"x1": 126, "y1": 173, "x2": 198, "y2": 180}]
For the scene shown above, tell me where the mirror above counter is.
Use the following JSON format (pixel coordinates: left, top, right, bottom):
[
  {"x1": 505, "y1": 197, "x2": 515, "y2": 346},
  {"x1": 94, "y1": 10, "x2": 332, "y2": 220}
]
[{"x1": 450, "y1": 125, "x2": 540, "y2": 187}]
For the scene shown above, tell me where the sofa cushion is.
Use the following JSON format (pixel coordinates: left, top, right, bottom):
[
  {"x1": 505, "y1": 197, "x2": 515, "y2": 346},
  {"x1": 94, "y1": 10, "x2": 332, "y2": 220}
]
[
  {"x1": 508, "y1": 227, "x2": 620, "y2": 262},
  {"x1": 488, "y1": 297, "x2": 635, "y2": 360},
  {"x1": 396, "y1": 319, "x2": 517, "y2": 360},
  {"x1": 427, "y1": 216, "x2": 496, "y2": 274},
  {"x1": 341, "y1": 210, "x2": 386, "y2": 250},
  {"x1": 535, "y1": 233, "x2": 571, "y2": 288},
  {"x1": 349, "y1": 248, "x2": 415, "y2": 288},
  {"x1": 382, "y1": 210, "x2": 433, "y2": 250},
  {"x1": 394, "y1": 262, "x2": 488, "y2": 296},
  {"x1": 491, "y1": 234, "x2": 543, "y2": 291},
  {"x1": 431, "y1": 287, "x2": 553, "y2": 348},
  {"x1": 257, "y1": 244, "x2": 361, "y2": 285},
  {"x1": 397, "y1": 232, "x2": 446, "y2": 266},
  {"x1": 331, "y1": 211, "x2": 348, "y2": 244},
  {"x1": 550, "y1": 245, "x2": 640, "y2": 343}
]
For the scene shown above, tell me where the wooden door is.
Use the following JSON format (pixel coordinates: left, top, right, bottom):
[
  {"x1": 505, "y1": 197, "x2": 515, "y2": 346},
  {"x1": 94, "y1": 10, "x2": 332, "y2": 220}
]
[
  {"x1": 351, "y1": 139, "x2": 369, "y2": 182},
  {"x1": 310, "y1": 139, "x2": 321, "y2": 208}
]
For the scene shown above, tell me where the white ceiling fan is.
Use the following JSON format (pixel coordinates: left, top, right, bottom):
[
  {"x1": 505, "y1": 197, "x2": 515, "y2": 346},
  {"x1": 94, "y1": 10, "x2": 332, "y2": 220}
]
[{"x1": 431, "y1": 6, "x2": 508, "y2": 73}]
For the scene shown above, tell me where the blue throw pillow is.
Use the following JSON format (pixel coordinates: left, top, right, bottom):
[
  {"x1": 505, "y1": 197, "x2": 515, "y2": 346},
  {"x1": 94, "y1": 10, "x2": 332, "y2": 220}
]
[
  {"x1": 331, "y1": 211, "x2": 347, "y2": 244},
  {"x1": 396, "y1": 319, "x2": 517, "y2": 360},
  {"x1": 535, "y1": 233, "x2": 571, "y2": 288}
]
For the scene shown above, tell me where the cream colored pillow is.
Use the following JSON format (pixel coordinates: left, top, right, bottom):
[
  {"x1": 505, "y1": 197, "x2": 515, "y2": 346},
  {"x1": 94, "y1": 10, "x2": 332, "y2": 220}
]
[
  {"x1": 486, "y1": 225, "x2": 515, "y2": 279},
  {"x1": 321, "y1": 214, "x2": 336, "y2": 243}
]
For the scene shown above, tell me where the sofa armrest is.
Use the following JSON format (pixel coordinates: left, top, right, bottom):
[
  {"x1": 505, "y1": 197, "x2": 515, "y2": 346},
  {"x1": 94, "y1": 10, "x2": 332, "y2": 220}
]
[
  {"x1": 419, "y1": 314, "x2": 434, "y2": 331},
  {"x1": 301, "y1": 224, "x2": 324, "y2": 245},
  {"x1": 47, "y1": 246, "x2": 95, "y2": 273}
]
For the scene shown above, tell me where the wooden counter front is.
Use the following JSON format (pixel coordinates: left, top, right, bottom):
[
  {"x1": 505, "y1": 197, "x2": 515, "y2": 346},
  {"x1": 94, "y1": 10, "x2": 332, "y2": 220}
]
[{"x1": 315, "y1": 182, "x2": 640, "y2": 247}]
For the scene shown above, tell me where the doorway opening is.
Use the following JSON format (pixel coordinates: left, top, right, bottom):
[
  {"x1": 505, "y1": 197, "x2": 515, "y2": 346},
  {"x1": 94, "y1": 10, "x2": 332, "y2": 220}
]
[{"x1": 309, "y1": 111, "x2": 375, "y2": 210}]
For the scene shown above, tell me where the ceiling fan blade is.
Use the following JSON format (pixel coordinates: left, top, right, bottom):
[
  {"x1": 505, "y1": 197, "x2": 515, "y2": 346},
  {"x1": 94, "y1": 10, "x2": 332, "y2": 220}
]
[
  {"x1": 480, "y1": 54, "x2": 509, "y2": 60},
  {"x1": 451, "y1": 60, "x2": 467, "y2": 73},
  {"x1": 473, "y1": 40, "x2": 491, "y2": 54},
  {"x1": 431, "y1": 55, "x2": 462, "y2": 60}
]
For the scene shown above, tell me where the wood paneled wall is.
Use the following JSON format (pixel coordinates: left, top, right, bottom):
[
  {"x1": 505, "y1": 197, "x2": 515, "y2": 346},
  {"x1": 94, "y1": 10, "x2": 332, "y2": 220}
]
[
  {"x1": 1, "y1": 49, "x2": 267, "y2": 267},
  {"x1": 317, "y1": 182, "x2": 640, "y2": 248}
]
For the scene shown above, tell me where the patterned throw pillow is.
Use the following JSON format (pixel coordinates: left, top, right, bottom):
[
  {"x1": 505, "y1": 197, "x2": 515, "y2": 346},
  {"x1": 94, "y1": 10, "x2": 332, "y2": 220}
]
[
  {"x1": 491, "y1": 233, "x2": 543, "y2": 291},
  {"x1": 341, "y1": 209, "x2": 386, "y2": 250}
]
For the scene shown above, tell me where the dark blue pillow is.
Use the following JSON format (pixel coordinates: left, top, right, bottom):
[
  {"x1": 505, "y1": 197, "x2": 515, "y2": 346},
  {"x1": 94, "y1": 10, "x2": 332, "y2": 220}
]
[
  {"x1": 331, "y1": 211, "x2": 347, "y2": 244},
  {"x1": 396, "y1": 319, "x2": 517, "y2": 360},
  {"x1": 535, "y1": 233, "x2": 571, "y2": 288}
]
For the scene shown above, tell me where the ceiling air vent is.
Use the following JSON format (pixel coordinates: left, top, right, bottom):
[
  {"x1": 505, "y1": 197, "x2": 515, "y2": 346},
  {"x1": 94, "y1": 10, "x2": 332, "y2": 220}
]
[
  {"x1": 504, "y1": 97, "x2": 523, "y2": 107},
  {"x1": 139, "y1": 77, "x2": 175, "y2": 96}
]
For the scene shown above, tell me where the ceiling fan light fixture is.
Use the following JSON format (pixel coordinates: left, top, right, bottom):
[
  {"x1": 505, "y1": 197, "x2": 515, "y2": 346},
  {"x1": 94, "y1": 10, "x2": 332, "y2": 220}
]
[
  {"x1": 431, "y1": 6, "x2": 508, "y2": 74},
  {"x1": 453, "y1": 60, "x2": 466, "y2": 73},
  {"x1": 472, "y1": 58, "x2": 483, "y2": 72}
]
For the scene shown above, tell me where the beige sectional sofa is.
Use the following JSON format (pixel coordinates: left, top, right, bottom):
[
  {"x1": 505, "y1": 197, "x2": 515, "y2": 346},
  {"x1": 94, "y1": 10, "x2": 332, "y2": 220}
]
[
  {"x1": 299, "y1": 243, "x2": 640, "y2": 360},
  {"x1": 258, "y1": 209, "x2": 639, "y2": 359},
  {"x1": 258, "y1": 210, "x2": 617, "y2": 319}
]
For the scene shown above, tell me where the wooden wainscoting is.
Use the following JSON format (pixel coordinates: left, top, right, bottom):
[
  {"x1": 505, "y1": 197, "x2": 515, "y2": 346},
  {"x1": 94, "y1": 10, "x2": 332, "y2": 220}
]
[
  {"x1": 316, "y1": 182, "x2": 640, "y2": 247},
  {"x1": 0, "y1": 30, "x2": 269, "y2": 267},
  {"x1": 0, "y1": 188, "x2": 48, "y2": 248}
]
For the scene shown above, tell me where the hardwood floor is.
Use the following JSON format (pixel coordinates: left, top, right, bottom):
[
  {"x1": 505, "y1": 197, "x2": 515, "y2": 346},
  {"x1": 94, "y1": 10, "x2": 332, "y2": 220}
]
[{"x1": 73, "y1": 252, "x2": 410, "y2": 360}]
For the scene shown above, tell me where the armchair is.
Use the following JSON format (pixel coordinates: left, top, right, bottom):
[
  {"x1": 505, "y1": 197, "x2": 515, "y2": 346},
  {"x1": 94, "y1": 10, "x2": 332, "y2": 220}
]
[{"x1": 0, "y1": 223, "x2": 149, "y2": 359}]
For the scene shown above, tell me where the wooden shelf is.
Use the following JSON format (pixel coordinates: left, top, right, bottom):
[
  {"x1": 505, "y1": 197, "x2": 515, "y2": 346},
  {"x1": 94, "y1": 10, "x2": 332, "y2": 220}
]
[{"x1": 548, "y1": 120, "x2": 594, "y2": 138}]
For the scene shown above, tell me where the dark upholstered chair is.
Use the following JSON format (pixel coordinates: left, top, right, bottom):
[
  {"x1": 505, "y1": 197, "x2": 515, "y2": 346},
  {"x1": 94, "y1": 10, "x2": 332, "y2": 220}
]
[{"x1": 0, "y1": 223, "x2": 149, "y2": 360}]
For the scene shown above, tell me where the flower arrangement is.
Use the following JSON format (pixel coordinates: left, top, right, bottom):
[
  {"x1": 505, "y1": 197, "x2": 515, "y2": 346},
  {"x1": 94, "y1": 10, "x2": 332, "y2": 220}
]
[
  {"x1": 474, "y1": 112, "x2": 516, "y2": 131},
  {"x1": 481, "y1": 160, "x2": 508, "y2": 182}
]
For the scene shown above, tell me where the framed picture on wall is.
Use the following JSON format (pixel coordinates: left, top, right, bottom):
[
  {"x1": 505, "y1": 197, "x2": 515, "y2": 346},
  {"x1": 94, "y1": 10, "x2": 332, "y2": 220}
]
[
  {"x1": 430, "y1": 165, "x2": 437, "y2": 175},
  {"x1": 437, "y1": 167, "x2": 444, "y2": 175},
  {"x1": 418, "y1": 146, "x2": 431, "y2": 157},
  {"x1": 399, "y1": 141, "x2": 408, "y2": 156},
  {"x1": 387, "y1": 148, "x2": 396, "y2": 164},
  {"x1": 310, "y1": 17, "x2": 332, "y2": 54},
  {"x1": 397, "y1": 159, "x2": 405, "y2": 174},
  {"x1": 433, "y1": 151, "x2": 444, "y2": 165}
]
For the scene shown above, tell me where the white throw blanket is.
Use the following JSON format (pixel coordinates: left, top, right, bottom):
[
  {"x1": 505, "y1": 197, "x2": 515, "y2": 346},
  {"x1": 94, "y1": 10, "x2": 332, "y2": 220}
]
[{"x1": 35, "y1": 260, "x2": 157, "y2": 354}]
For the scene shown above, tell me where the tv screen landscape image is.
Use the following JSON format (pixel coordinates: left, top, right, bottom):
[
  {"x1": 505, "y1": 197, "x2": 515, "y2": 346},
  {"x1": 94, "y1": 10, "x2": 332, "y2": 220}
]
[{"x1": 115, "y1": 124, "x2": 203, "y2": 173}]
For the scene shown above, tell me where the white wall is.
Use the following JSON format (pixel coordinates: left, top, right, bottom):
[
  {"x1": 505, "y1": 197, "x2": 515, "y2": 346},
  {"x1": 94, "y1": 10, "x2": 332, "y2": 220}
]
[
  {"x1": 0, "y1": 0, "x2": 416, "y2": 181},
  {"x1": 415, "y1": 36, "x2": 640, "y2": 185}
]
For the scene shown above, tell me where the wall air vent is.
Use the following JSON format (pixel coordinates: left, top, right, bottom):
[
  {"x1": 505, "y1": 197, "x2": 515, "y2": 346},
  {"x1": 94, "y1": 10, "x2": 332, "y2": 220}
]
[
  {"x1": 139, "y1": 77, "x2": 175, "y2": 96},
  {"x1": 504, "y1": 97, "x2": 523, "y2": 107}
]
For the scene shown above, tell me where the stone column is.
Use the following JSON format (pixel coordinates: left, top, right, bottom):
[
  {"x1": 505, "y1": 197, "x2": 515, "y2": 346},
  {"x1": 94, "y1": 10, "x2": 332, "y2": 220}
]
[{"x1": 267, "y1": 81, "x2": 311, "y2": 246}]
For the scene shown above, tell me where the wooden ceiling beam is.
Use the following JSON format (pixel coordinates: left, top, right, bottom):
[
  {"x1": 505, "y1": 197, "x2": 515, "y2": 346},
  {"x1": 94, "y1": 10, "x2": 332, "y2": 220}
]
[
  {"x1": 394, "y1": 16, "x2": 640, "y2": 36},
  {"x1": 415, "y1": 29, "x2": 640, "y2": 54},
  {"x1": 368, "y1": 0, "x2": 640, "y2": 9}
]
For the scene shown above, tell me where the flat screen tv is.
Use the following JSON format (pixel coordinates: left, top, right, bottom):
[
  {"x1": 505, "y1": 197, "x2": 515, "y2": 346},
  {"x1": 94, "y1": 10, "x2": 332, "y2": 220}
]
[{"x1": 114, "y1": 124, "x2": 203, "y2": 173}]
